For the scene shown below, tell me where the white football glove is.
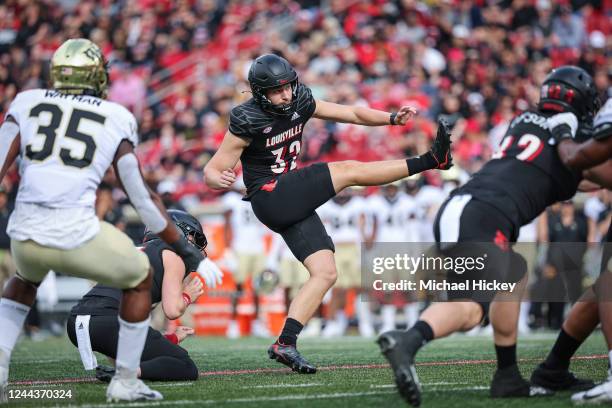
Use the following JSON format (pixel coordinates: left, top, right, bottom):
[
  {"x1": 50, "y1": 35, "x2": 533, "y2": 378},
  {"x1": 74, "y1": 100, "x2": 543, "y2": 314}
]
[
  {"x1": 196, "y1": 258, "x2": 224, "y2": 288},
  {"x1": 547, "y1": 112, "x2": 578, "y2": 141}
]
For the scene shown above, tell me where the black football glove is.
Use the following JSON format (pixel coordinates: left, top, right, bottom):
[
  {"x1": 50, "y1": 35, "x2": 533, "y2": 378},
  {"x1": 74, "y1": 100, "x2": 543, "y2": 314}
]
[{"x1": 429, "y1": 118, "x2": 453, "y2": 170}]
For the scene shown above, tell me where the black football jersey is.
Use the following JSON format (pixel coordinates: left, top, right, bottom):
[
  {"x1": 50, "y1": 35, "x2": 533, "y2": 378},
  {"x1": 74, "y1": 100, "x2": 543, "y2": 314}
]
[
  {"x1": 455, "y1": 111, "x2": 582, "y2": 233},
  {"x1": 229, "y1": 83, "x2": 317, "y2": 198},
  {"x1": 69, "y1": 239, "x2": 188, "y2": 316}
]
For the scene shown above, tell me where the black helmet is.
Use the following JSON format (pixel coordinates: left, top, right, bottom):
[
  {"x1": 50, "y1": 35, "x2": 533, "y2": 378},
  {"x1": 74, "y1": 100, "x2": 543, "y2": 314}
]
[
  {"x1": 143, "y1": 210, "x2": 208, "y2": 251},
  {"x1": 248, "y1": 54, "x2": 298, "y2": 115},
  {"x1": 538, "y1": 66, "x2": 601, "y2": 123}
]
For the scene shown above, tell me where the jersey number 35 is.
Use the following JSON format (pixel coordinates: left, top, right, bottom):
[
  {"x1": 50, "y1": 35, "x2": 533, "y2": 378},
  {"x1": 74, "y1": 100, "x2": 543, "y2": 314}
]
[{"x1": 26, "y1": 103, "x2": 103, "y2": 169}]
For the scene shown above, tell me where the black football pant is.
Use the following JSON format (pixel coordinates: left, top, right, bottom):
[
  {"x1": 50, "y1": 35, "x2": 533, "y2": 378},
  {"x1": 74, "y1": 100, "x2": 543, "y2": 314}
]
[
  {"x1": 250, "y1": 163, "x2": 336, "y2": 262},
  {"x1": 67, "y1": 314, "x2": 198, "y2": 381}
]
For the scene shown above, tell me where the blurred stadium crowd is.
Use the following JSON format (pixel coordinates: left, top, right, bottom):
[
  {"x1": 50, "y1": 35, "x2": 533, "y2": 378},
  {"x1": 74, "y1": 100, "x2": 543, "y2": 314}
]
[{"x1": 0, "y1": 0, "x2": 610, "y2": 337}]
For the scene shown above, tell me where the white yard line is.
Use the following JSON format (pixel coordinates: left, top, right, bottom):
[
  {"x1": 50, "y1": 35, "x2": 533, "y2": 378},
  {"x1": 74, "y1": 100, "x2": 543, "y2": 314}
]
[
  {"x1": 14, "y1": 358, "x2": 75, "y2": 364},
  {"x1": 370, "y1": 382, "x2": 470, "y2": 389},
  {"x1": 245, "y1": 382, "x2": 322, "y2": 389},
  {"x1": 73, "y1": 390, "x2": 397, "y2": 407},
  {"x1": 149, "y1": 382, "x2": 195, "y2": 387},
  {"x1": 434, "y1": 386, "x2": 489, "y2": 391}
]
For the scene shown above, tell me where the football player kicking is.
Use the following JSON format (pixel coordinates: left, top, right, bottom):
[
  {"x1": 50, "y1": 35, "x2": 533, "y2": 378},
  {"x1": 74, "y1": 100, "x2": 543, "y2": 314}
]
[
  {"x1": 378, "y1": 66, "x2": 603, "y2": 406},
  {"x1": 528, "y1": 97, "x2": 612, "y2": 404},
  {"x1": 68, "y1": 210, "x2": 221, "y2": 383},
  {"x1": 0, "y1": 39, "x2": 221, "y2": 402},
  {"x1": 204, "y1": 54, "x2": 453, "y2": 373}
]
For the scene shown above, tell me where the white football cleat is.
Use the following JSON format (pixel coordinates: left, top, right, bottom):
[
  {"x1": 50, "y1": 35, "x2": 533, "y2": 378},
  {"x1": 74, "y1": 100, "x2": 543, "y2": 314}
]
[
  {"x1": 226, "y1": 320, "x2": 241, "y2": 339},
  {"x1": 358, "y1": 321, "x2": 375, "y2": 338},
  {"x1": 378, "y1": 323, "x2": 396, "y2": 336},
  {"x1": 106, "y1": 377, "x2": 163, "y2": 402},
  {"x1": 301, "y1": 318, "x2": 322, "y2": 338},
  {"x1": 251, "y1": 319, "x2": 271, "y2": 338},
  {"x1": 322, "y1": 321, "x2": 346, "y2": 338},
  {"x1": 572, "y1": 375, "x2": 612, "y2": 404},
  {"x1": 379, "y1": 305, "x2": 397, "y2": 335}
]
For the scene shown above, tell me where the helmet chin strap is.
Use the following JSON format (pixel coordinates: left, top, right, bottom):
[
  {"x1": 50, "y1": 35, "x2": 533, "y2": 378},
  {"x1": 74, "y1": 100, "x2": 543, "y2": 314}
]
[{"x1": 256, "y1": 80, "x2": 299, "y2": 115}]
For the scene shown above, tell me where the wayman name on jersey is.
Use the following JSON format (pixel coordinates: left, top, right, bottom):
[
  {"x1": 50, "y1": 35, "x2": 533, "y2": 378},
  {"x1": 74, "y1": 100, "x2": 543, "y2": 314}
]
[{"x1": 43, "y1": 89, "x2": 102, "y2": 106}]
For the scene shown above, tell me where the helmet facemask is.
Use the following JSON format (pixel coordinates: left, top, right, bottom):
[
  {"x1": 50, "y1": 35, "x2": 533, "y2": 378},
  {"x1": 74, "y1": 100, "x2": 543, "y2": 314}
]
[
  {"x1": 177, "y1": 220, "x2": 208, "y2": 253},
  {"x1": 537, "y1": 66, "x2": 601, "y2": 124},
  {"x1": 253, "y1": 80, "x2": 299, "y2": 116}
]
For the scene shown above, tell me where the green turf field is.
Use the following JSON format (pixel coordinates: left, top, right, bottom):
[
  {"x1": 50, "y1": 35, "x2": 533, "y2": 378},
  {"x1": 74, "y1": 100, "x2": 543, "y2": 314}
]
[{"x1": 6, "y1": 332, "x2": 608, "y2": 407}]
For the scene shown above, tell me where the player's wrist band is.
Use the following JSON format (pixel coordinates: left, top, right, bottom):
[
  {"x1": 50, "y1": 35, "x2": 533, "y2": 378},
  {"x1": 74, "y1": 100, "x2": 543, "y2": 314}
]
[
  {"x1": 164, "y1": 333, "x2": 179, "y2": 344},
  {"x1": 551, "y1": 124, "x2": 573, "y2": 142},
  {"x1": 406, "y1": 152, "x2": 437, "y2": 175},
  {"x1": 390, "y1": 112, "x2": 397, "y2": 125},
  {"x1": 593, "y1": 123, "x2": 612, "y2": 140},
  {"x1": 182, "y1": 293, "x2": 192, "y2": 305}
]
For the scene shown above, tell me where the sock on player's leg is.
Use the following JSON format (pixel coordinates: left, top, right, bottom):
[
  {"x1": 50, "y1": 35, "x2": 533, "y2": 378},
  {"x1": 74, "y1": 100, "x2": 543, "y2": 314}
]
[
  {"x1": 411, "y1": 320, "x2": 434, "y2": 344},
  {"x1": 404, "y1": 303, "x2": 420, "y2": 328},
  {"x1": 335, "y1": 310, "x2": 348, "y2": 332},
  {"x1": 278, "y1": 318, "x2": 304, "y2": 347},
  {"x1": 495, "y1": 344, "x2": 517, "y2": 370},
  {"x1": 356, "y1": 295, "x2": 374, "y2": 334},
  {"x1": 543, "y1": 328, "x2": 582, "y2": 370},
  {"x1": 406, "y1": 320, "x2": 434, "y2": 353},
  {"x1": 381, "y1": 304, "x2": 397, "y2": 331},
  {"x1": 0, "y1": 298, "x2": 31, "y2": 364},
  {"x1": 115, "y1": 316, "x2": 150, "y2": 379}
]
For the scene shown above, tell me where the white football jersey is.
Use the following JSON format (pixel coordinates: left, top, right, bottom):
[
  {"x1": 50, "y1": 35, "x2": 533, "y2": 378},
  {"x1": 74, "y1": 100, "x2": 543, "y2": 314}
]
[
  {"x1": 415, "y1": 186, "x2": 446, "y2": 242},
  {"x1": 517, "y1": 219, "x2": 537, "y2": 242},
  {"x1": 368, "y1": 193, "x2": 419, "y2": 242},
  {"x1": 317, "y1": 196, "x2": 364, "y2": 244},
  {"x1": 6, "y1": 89, "x2": 139, "y2": 249},
  {"x1": 594, "y1": 98, "x2": 612, "y2": 131},
  {"x1": 222, "y1": 191, "x2": 265, "y2": 254}
]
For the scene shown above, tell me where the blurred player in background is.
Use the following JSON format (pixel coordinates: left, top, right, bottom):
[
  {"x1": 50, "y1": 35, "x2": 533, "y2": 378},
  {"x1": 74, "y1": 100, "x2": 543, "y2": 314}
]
[
  {"x1": 368, "y1": 181, "x2": 422, "y2": 334},
  {"x1": 0, "y1": 39, "x2": 219, "y2": 402},
  {"x1": 222, "y1": 177, "x2": 270, "y2": 338},
  {"x1": 205, "y1": 53, "x2": 452, "y2": 373},
  {"x1": 265, "y1": 233, "x2": 311, "y2": 332},
  {"x1": 318, "y1": 188, "x2": 369, "y2": 337}
]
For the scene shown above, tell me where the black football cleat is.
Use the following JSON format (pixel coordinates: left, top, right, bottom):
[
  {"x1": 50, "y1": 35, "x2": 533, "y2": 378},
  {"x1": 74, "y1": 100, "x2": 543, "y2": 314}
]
[
  {"x1": 377, "y1": 330, "x2": 422, "y2": 407},
  {"x1": 530, "y1": 363, "x2": 594, "y2": 391},
  {"x1": 267, "y1": 343, "x2": 317, "y2": 374},
  {"x1": 491, "y1": 364, "x2": 553, "y2": 398},
  {"x1": 95, "y1": 365, "x2": 115, "y2": 383}
]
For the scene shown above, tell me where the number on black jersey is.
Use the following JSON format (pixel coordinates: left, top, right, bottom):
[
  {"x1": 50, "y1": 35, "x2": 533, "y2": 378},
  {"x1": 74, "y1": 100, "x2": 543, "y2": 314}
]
[
  {"x1": 271, "y1": 140, "x2": 301, "y2": 174},
  {"x1": 491, "y1": 133, "x2": 544, "y2": 162}
]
